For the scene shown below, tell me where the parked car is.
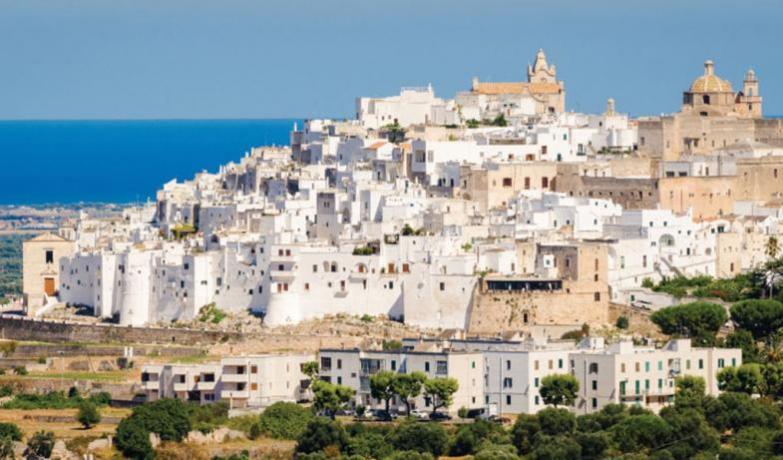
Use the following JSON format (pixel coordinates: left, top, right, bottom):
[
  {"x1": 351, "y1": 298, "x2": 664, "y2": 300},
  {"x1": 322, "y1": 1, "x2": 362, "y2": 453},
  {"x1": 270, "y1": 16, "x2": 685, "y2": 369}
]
[
  {"x1": 368, "y1": 409, "x2": 396, "y2": 421},
  {"x1": 429, "y1": 412, "x2": 452, "y2": 421},
  {"x1": 408, "y1": 409, "x2": 429, "y2": 420}
]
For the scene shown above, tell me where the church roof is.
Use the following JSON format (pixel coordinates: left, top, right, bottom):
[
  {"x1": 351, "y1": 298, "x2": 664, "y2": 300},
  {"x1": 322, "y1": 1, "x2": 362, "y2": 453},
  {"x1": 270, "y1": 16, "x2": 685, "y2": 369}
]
[
  {"x1": 473, "y1": 81, "x2": 561, "y2": 95},
  {"x1": 27, "y1": 232, "x2": 68, "y2": 243},
  {"x1": 689, "y1": 60, "x2": 733, "y2": 93}
]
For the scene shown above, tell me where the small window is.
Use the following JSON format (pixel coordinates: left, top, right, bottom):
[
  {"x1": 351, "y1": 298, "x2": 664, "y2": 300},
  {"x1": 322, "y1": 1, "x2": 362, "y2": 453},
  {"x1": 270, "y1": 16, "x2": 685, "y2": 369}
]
[{"x1": 45, "y1": 250, "x2": 54, "y2": 264}]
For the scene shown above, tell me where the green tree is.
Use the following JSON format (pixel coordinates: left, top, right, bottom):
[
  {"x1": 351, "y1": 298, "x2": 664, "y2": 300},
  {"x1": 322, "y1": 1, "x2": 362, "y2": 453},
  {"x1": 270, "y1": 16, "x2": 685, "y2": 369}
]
[
  {"x1": 659, "y1": 406, "x2": 720, "y2": 458},
  {"x1": 392, "y1": 371, "x2": 426, "y2": 414},
  {"x1": 730, "y1": 299, "x2": 783, "y2": 343},
  {"x1": 423, "y1": 377, "x2": 459, "y2": 415},
  {"x1": 575, "y1": 431, "x2": 610, "y2": 459},
  {"x1": 27, "y1": 431, "x2": 55, "y2": 458},
  {"x1": 529, "y1": 435, "x2": 581, "y2": 460},
  {"x1": 386, "y1": 452, "x2": 433, "y2": 460},
  {"x1": 611, "y1": 414, "x2": 673, "y2": 453},
  {"x1": 539, "y1": 374, "x2": 579, "y2": 407},
  {"x1": 511, "y1": 414, "x2": 540, "y2": 455},
  {"x1": 466, "y1": 119, "x2": 480, "y2": 129},
  {"x1": 674, "y1": 375, "x2": 707, "y2": 408},
  {"x1": 388, "y1": 421, "x2": 448, "y2": 457},
  {"x1": 257, "y1": 401, "x2": 314, "y2": 440},
  {"x1": 704, "y1": 392, "x2": 780, "y2": 432},
  {"x1": 726, "y1": 329, "x2": 762, "y2": 363},
  {"x1": 474, "y1": 444, "x2": 520, "y2": 460},
  {"x1": 718, "y1": 363, "x2": 764, "y2": 395},
  {"x1": 296, "y1": 417, "x2": 347, "y2": 454},
  {"x1": 301, "y1": 361, "x2": 319, "y2": 380},
  {"x1": 537, "y1": 407, "x2": 576, "y2": 435},
  {"x1": 369, "y1": 370, "x2": 396, "y2": 414},
  {"x1": 616, "y1": 315, "x2": 630, "y2": 329},
  {"x1": 115, "y1": 416, "x2": 153, "y2": 460},
  {"x1": 77, "y1": 401, "x2": 101, "y2": 429},
  {"x1": 312, "y1": 380, "x2": 355, "y2": 418},
  {"x1": 650, "y1": 301, "x2": 728, "y2": 345},
  {"x1": 0, "y1": 423, "x2": 21, "y2": 442}
]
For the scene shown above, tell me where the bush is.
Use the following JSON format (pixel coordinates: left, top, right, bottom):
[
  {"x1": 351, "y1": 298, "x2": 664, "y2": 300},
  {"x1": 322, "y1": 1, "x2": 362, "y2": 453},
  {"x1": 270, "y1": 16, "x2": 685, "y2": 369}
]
[
  {"x1": 258, "y1": 401, "x2": 314, "y2": 440},
  {"x1": 0, "y1": 423, "x2": 21, "y2": 441},
  {"x1": 12, "y1": 366, "x2": 26, "y2": 376},
  {"x1": 2, "y1": 390, "x2": 111, "y2": 410},
  {"x1": 115, "y1": 416, "x2": 153, "y2": 460},
  {"x1": 27, "y1": 431, "x2": 55, "y2": 458},
  {"x1": 388, "y1": 421, "x2": 448, "y2": 457},
  {"x1": 77, "y1": 401, "x2": 101, "y2": 429},
  {"x1": 385, "y1": 452, "x2": 433, "y2": 460},
  {"x1": 296, "y1": 417, "x2": 347, "y2": 454},
  {"x1": 474, "y1": 444, "x2": 520, "y2": 460},
  {"x1": 458, "y1": 406, "x2": 469, "y2": 419},
  {"x1": 616, "y1": 315, "x2": 629, "y2": 329}
]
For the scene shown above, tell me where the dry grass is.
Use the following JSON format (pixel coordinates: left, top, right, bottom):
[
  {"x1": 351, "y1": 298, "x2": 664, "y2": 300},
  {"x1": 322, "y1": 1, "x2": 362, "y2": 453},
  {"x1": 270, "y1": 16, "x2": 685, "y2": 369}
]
[{"x1": 0, "y1": 407, "x2": 130, "y2": 440}]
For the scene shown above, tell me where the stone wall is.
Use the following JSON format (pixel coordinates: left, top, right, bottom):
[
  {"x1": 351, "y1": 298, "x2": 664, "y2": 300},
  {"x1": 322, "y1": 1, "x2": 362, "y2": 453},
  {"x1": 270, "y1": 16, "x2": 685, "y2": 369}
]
[{"x1": 0, "y1": 316, "x2": 240, "y2": 346}]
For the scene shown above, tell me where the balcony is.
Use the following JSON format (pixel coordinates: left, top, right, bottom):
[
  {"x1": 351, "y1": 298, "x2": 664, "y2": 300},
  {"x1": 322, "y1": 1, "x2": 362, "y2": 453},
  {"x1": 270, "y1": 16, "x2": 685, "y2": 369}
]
[
  {"x1": 270, "y1": 269, "x2": 296, "y2": 280},
  {"x1": 221, "y1": 390, "x2": 249, "y2": 400},
  {"x1": 173, "y1": 382, "x2": 190, "y2": 392},
  {"x1": 196, "y1": 380, "x2": 217, "y2": 391},
  {"x1": 221, "y1": 373, "x2": 249, "y2": 383},
  {"x1": 140, "y1": 380, "x2": 160, "y2": 391}
]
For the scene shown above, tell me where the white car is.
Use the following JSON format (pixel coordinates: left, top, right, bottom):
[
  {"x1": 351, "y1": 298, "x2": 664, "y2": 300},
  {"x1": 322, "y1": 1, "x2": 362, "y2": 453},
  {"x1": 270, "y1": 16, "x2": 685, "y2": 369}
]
[{"x1": 408, "y1": 409, "x2": 429, "y2": 420}]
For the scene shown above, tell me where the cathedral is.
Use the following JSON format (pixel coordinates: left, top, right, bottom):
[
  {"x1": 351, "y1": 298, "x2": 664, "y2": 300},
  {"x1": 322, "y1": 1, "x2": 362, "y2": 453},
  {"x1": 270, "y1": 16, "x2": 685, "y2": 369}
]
[
  {"x1": 455, "y1": 49, "x2": 566, "y2": 119},
  {"x1": 638, "y1": 59, "x2": 782, "y2": 161}
]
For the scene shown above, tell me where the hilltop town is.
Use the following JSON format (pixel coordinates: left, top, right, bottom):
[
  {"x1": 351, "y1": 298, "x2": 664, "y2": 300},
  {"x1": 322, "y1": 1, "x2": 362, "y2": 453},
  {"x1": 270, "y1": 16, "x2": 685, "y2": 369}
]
[{"x1": 6, "y1": 50, "x2": 783, "y2": 458}]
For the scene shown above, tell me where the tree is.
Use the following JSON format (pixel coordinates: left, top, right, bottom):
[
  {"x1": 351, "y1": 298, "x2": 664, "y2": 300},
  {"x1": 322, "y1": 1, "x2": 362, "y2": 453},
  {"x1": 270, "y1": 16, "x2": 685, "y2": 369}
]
[
  {"x1": 726, "y1": 329, "x2": 762, "y2": 363},
  {"x1": 77, "y1": 401, "x2": 101, "y2": 429},
  {"x1": 312, "y1": 380, "x2": 355, "y2": 418},
  {"x1": 511, "y1": 414, "x2": 540, "y2": 455},
  {"x1": 529, "y1": 435, "x2": 581, "y2": 460},
  {"x1": 257, "y1": 401, "x2": 314, "y2": 440},
  {"x1": 718, "y1": 363, "x2": 764, "y2": 395},
  {"x1": 369, "y1": 370, "x2": 396, "y2": 414},
  {"x1": 466, "y1": 119, "x2": 480, "y2": 129},
  {"x1": 388, "y1": 421, "x2": 448, "y2": 457},
  {"x1": 611, "y1": 414, "x2": 673, "y2": 453},
  {"x1": 296, "y1": 417, "x2": 347, "y2": 454},
  {"x1": 674, "y1": 375, "x2": 706, "y2": 408},
  {"x1": 392, "y1": 371, "x2": 426, "y2": 414},
  {"x1": 615, "y1": 315, "x2": 629, "y2": 329},
  {"x1": 650, "y1": 301, "x2": 728, "y2": 345},
  {"x1": 302, "y1": 361, "x2": 319, "y2": 380},
  {"x1": 115, "y1": 416, "x2": 154, "y2": 460},
  {"x1": 730, "y1": 299, "x2": 783, "y2": 343},
  {"x1": 0, "y1": 423, "x2": 21, "y2": 442},
  {"x1": 474, "y1": 444, "x2": 520, "y2": 460},
  {"x1": 537, "y1": 407, "x2": 576, "y2": 435},
  {"x1": 423, "y1": 377, "x2": 459, "y2": 415},
  {"x1": 539, "y1": 374, "x2": 579, "y2": 407},
  {"x1": 27, "y1": 431, "x2": 55, "y2": 459},
  {"x1": 704, "y1": 392, "x2": 781, "y2": 433},
  {"x1": 766, "y1": 235, "x2": 780, "y2": 260}
]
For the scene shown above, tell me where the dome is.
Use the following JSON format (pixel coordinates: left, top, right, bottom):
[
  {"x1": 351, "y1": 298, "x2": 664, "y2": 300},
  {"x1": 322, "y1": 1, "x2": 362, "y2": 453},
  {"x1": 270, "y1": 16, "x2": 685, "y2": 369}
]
[{"x1": 690, "y1": 60, "x2": 733, "y2": 93}]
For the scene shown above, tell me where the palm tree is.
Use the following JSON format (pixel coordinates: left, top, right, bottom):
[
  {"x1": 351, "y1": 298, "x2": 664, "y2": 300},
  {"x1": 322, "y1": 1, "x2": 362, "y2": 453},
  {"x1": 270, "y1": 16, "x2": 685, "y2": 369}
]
[{"x1": 767, "y1": 236, "x2": 781, "y2": 260}]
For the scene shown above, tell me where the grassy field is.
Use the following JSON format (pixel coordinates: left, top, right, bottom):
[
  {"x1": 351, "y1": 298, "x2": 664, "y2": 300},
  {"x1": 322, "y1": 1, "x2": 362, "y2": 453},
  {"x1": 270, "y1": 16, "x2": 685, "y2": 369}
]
[
  {"x1": 0, "y1": 407, "x2": 130, "y2": 439},
  {"x1": 0, "y1": 370, "x2": 134, "y2": 383}
]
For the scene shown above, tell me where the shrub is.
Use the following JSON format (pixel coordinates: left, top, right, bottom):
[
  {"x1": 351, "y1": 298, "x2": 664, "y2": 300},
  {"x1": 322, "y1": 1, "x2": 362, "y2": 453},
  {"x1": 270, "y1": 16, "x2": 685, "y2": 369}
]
[
  {"x1": 296, "y1": 417, "x2": 347, "y2": 454},
  {"x1": 616, "y1": 315, "x2": 629, "y2": 329},
  {"x1": 0, "y1": 423, "x2": 21, "y2": 441},
  {"x1": 258, "y1": 401, "x2": 314, "y2": 440},
  {"x1": 27, "y1": 431, "x2": 55, "y2": 458},
  {"x1": 115, "y1": 416, "x2": 153, "y2": 460},
  {"x1": 12, "y1": 366, "x2": 26, "y2": 376},
  {"x1": 385, "y1": 452, "x2": 433, "y2": 460},
  {"x1": 388, "y1": 421, "x2": 448, "y2": 457},
  {"x1": 77, "y1": 401, "x2": 101, "y2": 429}
]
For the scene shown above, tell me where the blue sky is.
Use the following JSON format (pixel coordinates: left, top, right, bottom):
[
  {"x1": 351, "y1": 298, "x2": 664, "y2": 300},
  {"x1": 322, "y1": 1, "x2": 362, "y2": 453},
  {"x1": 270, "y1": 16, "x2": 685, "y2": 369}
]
[{"x1": 1, "y1": 0, "x2": 781, "y2": 119}]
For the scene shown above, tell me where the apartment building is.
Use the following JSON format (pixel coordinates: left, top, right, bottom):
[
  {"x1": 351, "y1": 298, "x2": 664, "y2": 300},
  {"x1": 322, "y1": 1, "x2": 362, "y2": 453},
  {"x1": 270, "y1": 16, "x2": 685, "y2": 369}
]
[
  {"x1": 570, "y1": 338, "x2": 741, "y2": 414},
  {"x1": 140, "y1": 354, "x2": 314, "y2": 409},
  {"x1": 318, "y1": 347, "x2": 484, "y2": 415}
]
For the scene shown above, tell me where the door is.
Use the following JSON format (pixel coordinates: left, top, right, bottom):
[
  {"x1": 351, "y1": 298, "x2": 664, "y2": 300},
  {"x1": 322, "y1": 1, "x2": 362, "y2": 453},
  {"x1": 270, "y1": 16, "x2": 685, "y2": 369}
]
[{"x1": 44, "y1": 277, "x2": 55, "y2": 296}]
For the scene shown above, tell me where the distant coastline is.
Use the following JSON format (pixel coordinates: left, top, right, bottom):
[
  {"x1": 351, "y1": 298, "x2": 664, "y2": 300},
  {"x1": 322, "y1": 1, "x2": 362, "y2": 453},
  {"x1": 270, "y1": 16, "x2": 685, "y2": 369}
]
[{"x1": 0, "y1": 119, "x2": 301, "y2": 205}]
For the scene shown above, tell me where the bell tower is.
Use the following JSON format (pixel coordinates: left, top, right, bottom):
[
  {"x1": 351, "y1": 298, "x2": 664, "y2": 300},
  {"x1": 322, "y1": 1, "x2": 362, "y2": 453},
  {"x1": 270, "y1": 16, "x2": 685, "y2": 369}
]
[{"x1": 738, "y1": 69, "x2": 762, "y2": 118}]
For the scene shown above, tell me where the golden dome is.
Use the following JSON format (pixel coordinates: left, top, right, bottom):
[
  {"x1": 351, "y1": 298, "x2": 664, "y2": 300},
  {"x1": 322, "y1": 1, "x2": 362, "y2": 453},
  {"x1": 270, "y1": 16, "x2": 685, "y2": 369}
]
[{"x1": 690, "y1": 60, "x2": 733, "y2": 93}]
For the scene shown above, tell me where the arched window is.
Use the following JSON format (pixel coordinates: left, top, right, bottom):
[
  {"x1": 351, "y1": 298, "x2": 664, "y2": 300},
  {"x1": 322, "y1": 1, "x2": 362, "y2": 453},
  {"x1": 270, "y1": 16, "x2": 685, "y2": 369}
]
[{"x1": 703, "y1": 95, "x2": 711, "y2": 105}]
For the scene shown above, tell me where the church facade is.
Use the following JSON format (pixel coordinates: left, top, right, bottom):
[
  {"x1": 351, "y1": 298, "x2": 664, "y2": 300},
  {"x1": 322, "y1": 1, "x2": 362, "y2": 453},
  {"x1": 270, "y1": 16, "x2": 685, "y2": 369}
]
[{"x1": 456, "y1": 49, "x2": 566, "y2": 120}]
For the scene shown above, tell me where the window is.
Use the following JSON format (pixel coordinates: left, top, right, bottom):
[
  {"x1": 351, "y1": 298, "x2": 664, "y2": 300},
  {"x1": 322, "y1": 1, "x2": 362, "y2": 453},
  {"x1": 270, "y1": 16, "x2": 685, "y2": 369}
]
[
  {"x1": 534, "y1": 360, "x2": 539, "y2": 370},
  {"x1": 502, "y1": 177, "x2": 512, "y2": 187},
  {"x1": 45, "y1": 250, "x2": 54, "y2": 264},
  {"x1": 337, "y1": 376, "x2": 342, "y2": 385},
  {"x1": 717, "y1": 358, "x2": 725, "y2": 368},
  {"x1": 524, "y1": 177, "x2": 530, "y2": 189},
  {"x1": 506, "y1": 360, "x2": 511, "y2": 370},
  {"x1": 594, "y1": 292, "x2": 601, "y2": 302},
  {"x1": 589, "y1": 363, "x2": 599, "y2": 374},
  {"x1": 439, "y1": 282, "x2": 445, "y2": 291},
  {"x1": 251, "y1": 365, "x2": 258, "y2": 374},
  {"x1": 391, "y1": 360, "x2": 396, "y2": 371},
  {"x1": 592, "y1": 398, "x2": 598, "y2": 408},
  {"x1": 337, "y1": 359, "x2": 342, "y2": 370},
  {"x1": 535, "y1": 396, "x2": 540, "y2": 405},
  {"x1": 251, "y1": 383, "x2": 258, "y2": 391},
  {"x1": 698, "y1": 359, "x2": 704, "y2": 369},
  {"x1": 534, "y1": 377, "x2": 539, "y2": 387},
  {"x1": 620, "y1": 381, "x2": 626, "y2": 395},
  {"x1": 425, "y1": 362, "x2": 430, "y2": 372},
  {"x1": 592, "y1": 380, "x2": 598, "y2": 391},
  {"x1": 506, "y1": 395, "x2": 512, "y2": 405},
  {"x1": 320, "y1": 357, "x2": 332, "y2": 371},
  {"x1": 503, "y1": 378, "x2": 513, "y2": 388},
  {"x1": 436, "y1": 360, "x2": 448, "y2": 375},
  {"x1": 645, "y1": 362, "x2": 650, "y2": 372}
]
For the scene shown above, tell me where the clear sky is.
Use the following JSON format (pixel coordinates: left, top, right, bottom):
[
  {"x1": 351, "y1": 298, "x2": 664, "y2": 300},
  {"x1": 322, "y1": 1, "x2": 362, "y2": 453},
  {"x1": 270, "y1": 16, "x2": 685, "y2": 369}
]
[{"x1": 1, "y1": 0, "x2": 781, "y2": 120}]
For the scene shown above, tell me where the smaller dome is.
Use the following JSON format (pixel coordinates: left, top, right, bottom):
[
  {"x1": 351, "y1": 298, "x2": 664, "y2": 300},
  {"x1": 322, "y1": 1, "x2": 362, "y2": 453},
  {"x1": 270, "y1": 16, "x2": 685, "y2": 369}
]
[{"x1": 690, "y1": 60, "x2": 733, "y2": 93}]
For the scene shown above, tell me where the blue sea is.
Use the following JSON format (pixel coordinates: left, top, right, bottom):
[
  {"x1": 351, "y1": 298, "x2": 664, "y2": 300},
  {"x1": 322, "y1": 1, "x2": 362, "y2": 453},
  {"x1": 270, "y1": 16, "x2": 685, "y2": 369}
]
[{"x1": 0, "y1": 119, "x2": 300, "y2": 205}]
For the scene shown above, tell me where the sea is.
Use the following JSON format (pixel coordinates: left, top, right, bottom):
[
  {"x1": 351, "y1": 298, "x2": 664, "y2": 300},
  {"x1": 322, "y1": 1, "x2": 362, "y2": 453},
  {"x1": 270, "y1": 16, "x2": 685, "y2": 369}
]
[{"x1": 0, "y1": 119, "x2": 301, "y2": 205}]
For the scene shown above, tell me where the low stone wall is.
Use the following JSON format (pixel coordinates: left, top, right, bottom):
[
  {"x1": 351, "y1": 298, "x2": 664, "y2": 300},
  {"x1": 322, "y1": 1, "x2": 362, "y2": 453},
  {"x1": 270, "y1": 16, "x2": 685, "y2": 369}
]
[{"x1": 0, "y1": 315, "x2": 241, "y2": 346}]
